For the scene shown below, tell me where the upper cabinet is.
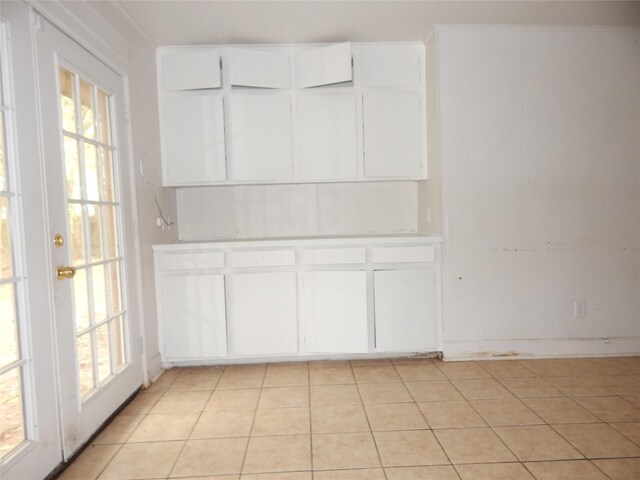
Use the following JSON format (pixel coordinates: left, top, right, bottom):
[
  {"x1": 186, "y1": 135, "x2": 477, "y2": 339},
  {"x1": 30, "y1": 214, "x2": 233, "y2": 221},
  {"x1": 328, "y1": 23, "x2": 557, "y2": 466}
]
[
  {"x1": 162, "y1": 48, "x2": 221, "y2": 91},
  {"x1": 296, "y1": 42, "x2": 352, "y2": 88},
  {"x1": 229, "y1": 47, "x2": 290, "y2": 89},
  {"x1": 157, "y1": 43, "x2": 426, "y2": 186}
]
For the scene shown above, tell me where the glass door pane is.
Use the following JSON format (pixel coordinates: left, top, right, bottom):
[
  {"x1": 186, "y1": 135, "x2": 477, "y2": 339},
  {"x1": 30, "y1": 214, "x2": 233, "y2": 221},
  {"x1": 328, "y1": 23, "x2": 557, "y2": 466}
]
[{"x1": 58, "y1": 67, "x2": 128, "y2": 401}]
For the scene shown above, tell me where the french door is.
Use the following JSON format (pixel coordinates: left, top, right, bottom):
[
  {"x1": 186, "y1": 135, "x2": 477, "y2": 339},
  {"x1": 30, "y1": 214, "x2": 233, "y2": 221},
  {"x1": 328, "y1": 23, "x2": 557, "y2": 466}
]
[{"x1": 35, "y1": 13, "x2": 142, "y2": 459}]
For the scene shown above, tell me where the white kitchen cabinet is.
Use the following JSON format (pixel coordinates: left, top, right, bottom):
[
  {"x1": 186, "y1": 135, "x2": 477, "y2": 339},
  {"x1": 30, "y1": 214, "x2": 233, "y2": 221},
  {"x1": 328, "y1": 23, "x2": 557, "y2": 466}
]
[
  {"x1": 374, "y1": 268, "x2": 436, "y2": 352},
  {"x1": 228, "y1": 47, "x2": 290, "y2": 88},
  {"x1": 228, "y1": 94, "x2": 293, "y2": 181},
  {"x1": 162, "y1": 94, "x2": 226, "y2": 185},
  {"x1": 228, "y1": 272, "x2": 298, "y2": 355},
  {"x1": 159, "y1": 274, "x2": 227, "y2": 360},
  {"x1": 363, "y1": 91, "x2": 424, "y2": 178},
  {"x1": 296, "y1": 42, "x2": 352, "y2": 88},
  {"x1": 162, "y1": 49, "x2": 221, "y2": 91},
  {"x1": 358, "y1": 48, "x2": 422, "y2": 87},
  {"x1": 302, "y1": 271, "x2": 368, "y2": 353},
  {"x1": 297, "y1": 94, "x2": 358, "y2": 180}
]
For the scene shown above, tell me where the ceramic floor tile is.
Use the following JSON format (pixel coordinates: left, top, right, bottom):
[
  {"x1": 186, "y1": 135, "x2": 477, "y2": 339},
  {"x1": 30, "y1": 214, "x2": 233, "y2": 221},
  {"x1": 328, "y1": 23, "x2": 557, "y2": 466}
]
[
  {"x1": 205, "y1": 388, "x2": 261, "y2": 411},
  {"x1": 309, "y1": 360, "x2": 352, "y2": 369},
  {"x1": 522, "y1": 397, "x2": 600, "y2": 424},
  {"x1": 365, "y1": 402, "x2": 429, "y2": 431},
  {"x1": 313, "y1": 468, "x2": 386, "y2": 479},
  {"x1": 252, "y1": 407, "x2": 310, "y2": 436},
  {"x1": 452, "y1": 379, "x2": 514, "y2": 400},
  {"x1": 471, "y1": 399, "x2": 544, "y2": 427},
  {"x1": 311, "y1": 404, "x2": 370, "y2": 433},
  {"x1": 170, "y1": 438, "x2": 247, "y2": 477},
  {"x1": 436, "y1": 362, "x2": 491, "y2": 380},
  {"x1": 169, "y1": 371, "x2": 221, "y2": 391},
  {"x1": 591, "y1": 458, "x2": 640, "y2": 480},
  {"x1": 610, "y1": 422, "x2": 640, "y2": 445},
  {"x1": 59, "y1": 444, "x2": 121, "y2": 480},
  {"x1": 353, "y1": 366, "x2": 401, "y2": 383},
  {"x1": 358, "y1": 382, "x2": 412, "y2": 403},
  {"x1": 519, "y1": 360, "x2": 579, "y2": 377},
  {"x1": 385, "y1": 465, "x2": 461, "y2": 479},
  {"x1": 434, "y1": 428, "x2": 516, "y2": 464},
  {"x1": 241, "y1": 473, "x2": 310, "y2": 480},
  {"x1": 312, "y1": 432, "x2": 381, "y2": 470},
  {"x1": 262, "y1": 364, "x2": 309, "y2": 387},
  {"x1": 493, "y1": 425, "x2": 583, "y2": 461},
  {"x1": 144, "y1": 369, "x2": 180, "y2": 393},
  {"x1": 455, "y1": 462, "x2": 535, "y2": 480},
  {"x1": 128, "y1": 412, "x2": 199, "y2": 442},
  {"x1": 190, "y1": 409, "x2": 255, "y2": 438},
  {"x1": 405, "y1": 381, "x2": 464, "y2": 402},
  {"x1": 99, "y1": 441, "x2": 184, "y2": 480},
  {"x1": 258, "y1": 386, "x2": 309, "y2": 408},
  {"x1": 523, "y1": 460, "x2": 609, "y2": 479},
  {"x1": 121, "y1": 392, "x2": 163, "y2": 415},
  {"x1": 374, "y1": 430, "x2": 449, "y2": 467},
  {"x1": 395, "y1": 364, "x2": 446, "y2": 381},
  {"x1": 499, "y1": 377, "x2": 563, "y2": 398},
  {"x1": 242, "y1": 435, "x2": 311, "y2": 474},
  {"x1": 479, "y1": 361, "x2": 535, "y2": 379},
  {"x1": 392, "y1": 357, "x2": 437, "y2": 365},
  {"x1": 552, "y1": 423, "x2": 640, "y2": 458},
  {"x1": 350, "y1": 359, "x2": 393, "y2": 367},
  {"x1": 558, "y1": 386, "x2": 614, "y2": 397},
  {"x1": 93, "y1": 414, "x2": 144, "y2": 444},
  {"x1": 150, "y1": 390, "x2": 212, "y2": 414},
  {"x1": 310, "y1": 384, "x2": 362, "y2": 406},
  {"x1": 574, "y1": 396, "x2": 640, "y2": 422},
  {"x1": 310, "y1": 367, "x2": 355, "y2": 385},
  {"x1": 417, "y1": 401, "x2": 486, "y2": 429},
  {"x1": 218, "y1": 370, "x2": 265, "y2": 390}
]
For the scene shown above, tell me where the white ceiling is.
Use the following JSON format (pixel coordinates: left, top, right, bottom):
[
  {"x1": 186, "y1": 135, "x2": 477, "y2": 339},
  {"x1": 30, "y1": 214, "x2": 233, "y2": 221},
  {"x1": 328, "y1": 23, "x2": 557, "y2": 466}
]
[{"x1": 118, "y1": 0, "x2": 640, "y2": 46}]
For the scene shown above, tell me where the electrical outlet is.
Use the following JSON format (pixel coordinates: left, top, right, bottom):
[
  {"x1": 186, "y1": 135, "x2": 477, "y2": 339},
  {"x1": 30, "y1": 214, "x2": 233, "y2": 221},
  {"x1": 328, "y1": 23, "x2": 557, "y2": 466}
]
[{"x1": 573, "y1": 300, "x2": 587, "y2": 319}]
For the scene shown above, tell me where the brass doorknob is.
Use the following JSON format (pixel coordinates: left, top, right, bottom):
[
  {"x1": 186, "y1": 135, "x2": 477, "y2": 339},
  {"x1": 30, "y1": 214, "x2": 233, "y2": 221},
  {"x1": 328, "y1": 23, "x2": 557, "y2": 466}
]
[{"x1": 57, "y1": 266, "x2": 76, "y2": 280}]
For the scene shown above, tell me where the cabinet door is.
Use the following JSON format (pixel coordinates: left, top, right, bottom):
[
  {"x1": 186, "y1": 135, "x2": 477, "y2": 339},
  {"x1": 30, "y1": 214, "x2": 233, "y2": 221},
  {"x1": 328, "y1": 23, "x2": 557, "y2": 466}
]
[
  {"x1": 296, "y1": 42, "x2": 352, "y2": 88},
  {"x1": 298, "y1": 94, "x2": 358, "y2": 180},
  {"x1": 358, "y1": 48, "x2": 422, "y2": 87},
  {"x1": 229, "y1": 47, "x2": 290, "y2": 88},
  {"x1": 228, "y1": 94, "x2": 293, "y2": 181},
  {"x1": 159, "y1": 274, "x2": 227, "y2": 360},
  {"x1": 302, "y1": 271, "x2": 368, "y2": 354},
  {"x1": 162, "y1": 49, "x2": 221, "y2": 91},
  {"x1": 374, "y1": 269, "x2": 435, "y2": 352},
  {"x1": 363, "y1": 91, "x2": 424, "y2": 178},
  {"x1": 162, "y1": 94, "x2": 226, "y2": 185},
  {"x1": 228, "y1": 272, "x2": 298, "y2": 356}
]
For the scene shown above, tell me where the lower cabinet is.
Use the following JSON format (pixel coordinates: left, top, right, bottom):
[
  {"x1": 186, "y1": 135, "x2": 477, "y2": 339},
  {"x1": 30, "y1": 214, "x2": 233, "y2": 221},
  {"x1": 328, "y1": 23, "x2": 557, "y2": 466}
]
[
  {"x1": 374, "y1": 268, "x2": 436, "y2": 352},
  {"x1": 159, "y1": 274, "x2": 227, "y2": 359},
  {"x1": 227, "y1": 272, "x2": 298, "y2": 356},
  {"x1": 302, "y1": 270, "x2": 368, "y2": 354}
]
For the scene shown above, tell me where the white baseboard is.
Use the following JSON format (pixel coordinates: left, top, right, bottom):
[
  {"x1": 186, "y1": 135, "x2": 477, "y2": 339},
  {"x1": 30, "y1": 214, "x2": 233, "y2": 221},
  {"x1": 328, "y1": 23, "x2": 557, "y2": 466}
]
[
  {"x1": 443, "y1": 337, "x2": 640, "y2": 361},
  {"x1": 146, "y1": 352, "x2": 164, "y2": 384}
]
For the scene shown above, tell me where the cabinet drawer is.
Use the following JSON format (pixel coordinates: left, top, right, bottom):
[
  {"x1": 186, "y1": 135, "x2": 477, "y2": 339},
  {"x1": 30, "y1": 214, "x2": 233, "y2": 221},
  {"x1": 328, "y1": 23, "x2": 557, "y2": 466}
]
[
  {"x1": 303, "y1": 248, "x2": 366, "y2": 265},
  {"x1": 159, "y1": 252, "x2": 225, "y2": 270},
  {"x1": 371, "y1": 246, "x2": 435, "y2": 263},
  {"x1": 230, "y1": 249, "x2": 296, "y2": 268}
]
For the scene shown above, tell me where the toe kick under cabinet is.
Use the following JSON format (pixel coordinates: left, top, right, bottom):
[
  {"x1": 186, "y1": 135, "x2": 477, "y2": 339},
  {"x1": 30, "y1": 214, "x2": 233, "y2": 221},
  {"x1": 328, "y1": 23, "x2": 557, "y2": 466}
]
[{"x1": 153, "y1": 236, "x2": 442, "y2": 364}]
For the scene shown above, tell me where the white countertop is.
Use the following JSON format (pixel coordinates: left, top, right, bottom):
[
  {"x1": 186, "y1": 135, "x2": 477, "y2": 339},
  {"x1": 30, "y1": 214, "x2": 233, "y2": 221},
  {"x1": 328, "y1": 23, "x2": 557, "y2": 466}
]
[{"x1": 153, "y1": 233, "x2": 443, "y2": 252}]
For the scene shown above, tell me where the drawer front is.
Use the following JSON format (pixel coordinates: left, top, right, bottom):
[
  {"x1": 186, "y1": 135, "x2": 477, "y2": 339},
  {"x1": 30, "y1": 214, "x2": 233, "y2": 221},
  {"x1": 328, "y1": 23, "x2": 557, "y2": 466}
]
[
  {"x1": 230, "y1": 249, "x2": 296, "y2": 268},
  {"x1": 303, "y1": 248, "x2": 366, "y2": 265},
  {"x1": 159, "y1": 252, "x2": 225, "y2": 270},
  {"x1": 371, "y1": 246, "x2": 435, "y2": 263}
]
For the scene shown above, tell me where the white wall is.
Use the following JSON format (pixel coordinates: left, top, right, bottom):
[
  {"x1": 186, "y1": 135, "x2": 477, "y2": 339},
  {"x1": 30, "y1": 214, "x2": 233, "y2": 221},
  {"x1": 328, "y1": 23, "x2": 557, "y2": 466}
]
[
  {"x1": 32, "y1": 0, "x2": 178, "y2": 380},
  {"x1": 438, "y1": 26, "x2": 640, "y2": 359},
  {"x1": 177, "y1": 182, "x2": 418, "y2": 240}
]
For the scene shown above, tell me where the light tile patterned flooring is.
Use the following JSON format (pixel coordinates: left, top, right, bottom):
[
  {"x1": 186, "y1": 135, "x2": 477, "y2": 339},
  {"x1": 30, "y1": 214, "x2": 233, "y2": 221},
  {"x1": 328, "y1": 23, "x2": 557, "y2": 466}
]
[{"x1": 60, "y1": 356, "x2": 640, "y2": 480}]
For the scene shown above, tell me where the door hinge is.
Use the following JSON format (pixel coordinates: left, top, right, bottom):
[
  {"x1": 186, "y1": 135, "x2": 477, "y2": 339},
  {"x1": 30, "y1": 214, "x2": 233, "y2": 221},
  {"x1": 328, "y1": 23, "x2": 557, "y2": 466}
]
[
  {"x1": 139, "y1": 338, "x2": 144, "y2": 354},
  {"x1": 32, "y1": 12, "x2": 44, "y2": 32}
]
